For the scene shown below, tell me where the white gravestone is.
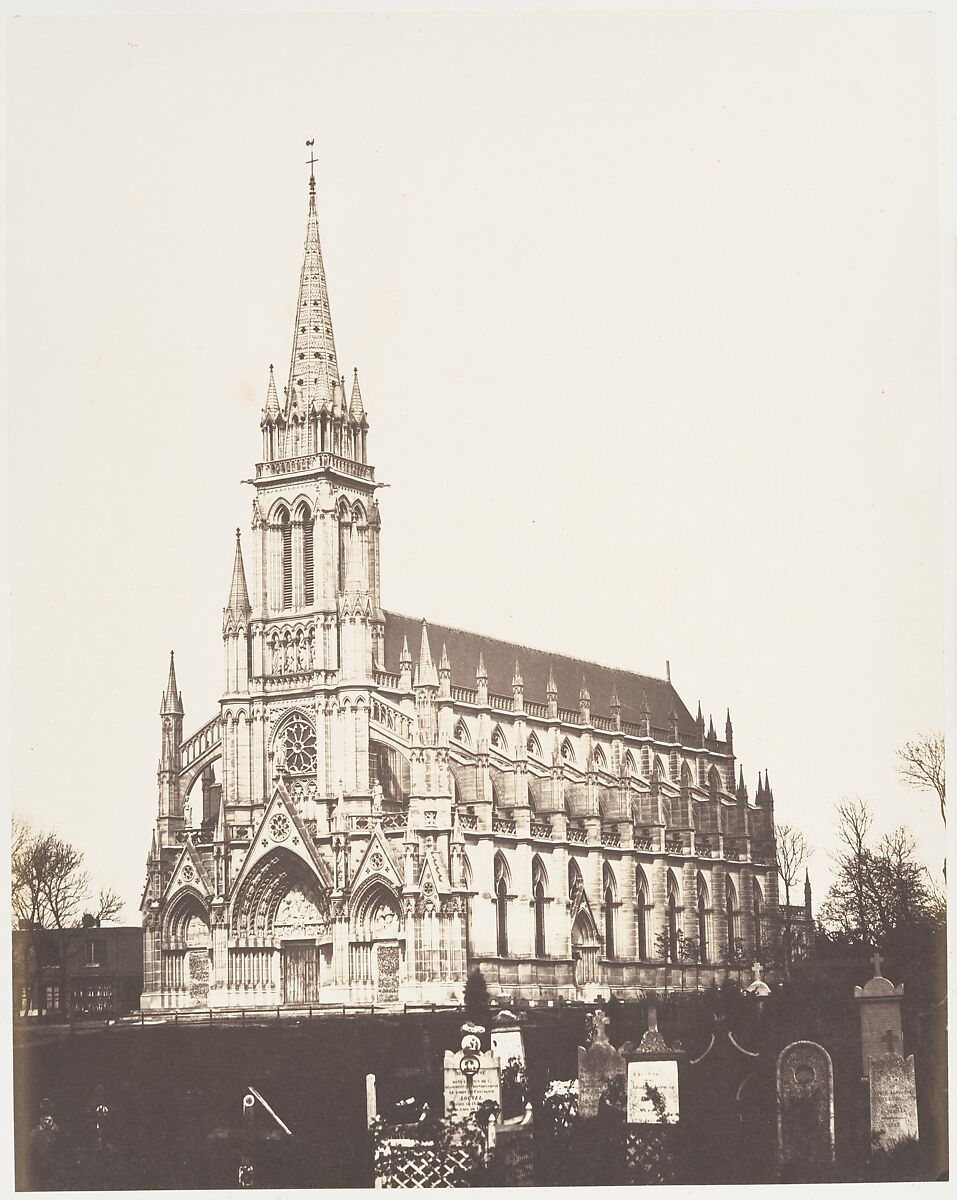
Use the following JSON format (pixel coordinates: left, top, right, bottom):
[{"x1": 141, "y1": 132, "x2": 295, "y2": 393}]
[
  {"x1": 443, "y1": 1027, "x2": 501, "y2": 1123},
  {"x1": 627, "y1": 1059, "x2": 680, "y2": 1125}
]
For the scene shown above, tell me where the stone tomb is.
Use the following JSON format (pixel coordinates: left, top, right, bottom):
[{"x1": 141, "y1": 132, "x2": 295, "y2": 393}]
[
  {"x1": 854, "y1": 953, "x2": 905, "y2": 1079},
  {"x1": 577, "y1": 1009, "x2": 626, "y2": 1119},
  {"x1": 443, "y1": 1026, "x2": 501, "y2": 1124},
  {"x1": 868, "y1": 1033, "x2": 919, "y2": 1153},
  {"x1": 776, "y1": 1041, "x2": 835, "y2": 1177}
]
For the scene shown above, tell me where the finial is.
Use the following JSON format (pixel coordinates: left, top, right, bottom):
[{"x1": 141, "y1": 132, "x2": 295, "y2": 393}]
[
  {"x1": 235, "y1": 527, "x2": 241, "y2": 540},
  {"x1": 306, "y1": 139, "x2": 317, "y2": 195}
]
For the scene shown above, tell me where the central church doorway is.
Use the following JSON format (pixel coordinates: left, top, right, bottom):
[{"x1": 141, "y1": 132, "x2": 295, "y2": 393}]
[{"x1": 282, "y1": 941, "x2": 319, "y2": 1004}]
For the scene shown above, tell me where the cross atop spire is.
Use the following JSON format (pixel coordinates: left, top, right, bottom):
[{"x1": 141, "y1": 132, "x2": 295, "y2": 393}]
[{"x1": 306, "y1": 138, "x2": 317, "y2": 195}]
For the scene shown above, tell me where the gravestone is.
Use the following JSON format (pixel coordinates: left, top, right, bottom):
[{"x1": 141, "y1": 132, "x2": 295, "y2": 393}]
[
  {"x1": 626, "y1": 1009, "x2": 681, "y2": 1125},
  {"x1": 854, "y1": 953, "x2": 904, "y2": 1078},
  {"x1": 776, "y1": 1041, "x2": 835, "y2": 1178},
  {"x1": 577, "y1": 1009, "x2": 626, "y2": 1119},
  {"x1": 443, "y1": 1025, "x2": 501, "y2": 1123},
  {"x1": 621, "y1": 1007, "x2": 685, "y2": 1186},
  {"x1": 868, "y1": 1031, "x2": 919, "y2": 1153},
  {"x1": 490, "y1": 1010, "x2": 526, "y2": 1067},
  {"x1": 745, "y1": 961, "x2": 771, "y2": 998}
]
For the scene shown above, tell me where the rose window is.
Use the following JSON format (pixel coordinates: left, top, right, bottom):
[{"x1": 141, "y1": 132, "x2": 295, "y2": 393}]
[
  {"x1": 269, "y1": 812, "x2": 291, "y2": 842},
  {"x1": 279, "y1": 716, "x2": 317, "y2": 775}
]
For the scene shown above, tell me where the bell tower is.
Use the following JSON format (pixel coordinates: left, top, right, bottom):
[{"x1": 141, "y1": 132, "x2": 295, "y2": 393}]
[{"x1": 218, "y1": 148, "x2": 384, "y2": 825}]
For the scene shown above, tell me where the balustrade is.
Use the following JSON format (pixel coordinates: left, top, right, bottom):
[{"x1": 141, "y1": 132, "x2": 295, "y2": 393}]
[
  {"x1": 600, "y1": 831, "x2": 621, "y2": 848},
  {"x1": 256, "y1": 452, "x2": 375, "y2": 481},
  {"x1": 458, "y1": 812, "x2": 478, "y2": 831},
  {"x1": 492, "y1": 817, "x2": 517, "y2": 835},
  {"x1": 567, "y1": 828, "x2": 588, "y2": 844},
  {"x1": 665, "y1": 839, "x2": 687, "y2": 854},
  {"x1": 450, "y1": 685, "x2": 478, "y2": 704},
  {"x1": 530, "y1": 821, "x2": 552, "y2": 839},
  {"x1": 633, "y1": 837, "x2": 655, "y2": 851}
]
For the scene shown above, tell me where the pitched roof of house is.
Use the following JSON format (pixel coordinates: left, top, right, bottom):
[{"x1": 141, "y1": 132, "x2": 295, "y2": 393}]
[{"x1": 382, "y1": 611, "x2": 697, "y2": 737}]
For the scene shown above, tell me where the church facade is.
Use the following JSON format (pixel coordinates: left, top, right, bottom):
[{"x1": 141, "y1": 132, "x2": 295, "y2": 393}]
[{"x1": 141, "y1": 166, "x2": 804, "y2": 1011}]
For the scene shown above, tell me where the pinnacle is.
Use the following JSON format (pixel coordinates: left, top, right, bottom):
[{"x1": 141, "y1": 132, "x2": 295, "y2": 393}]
[
  {"x1": 417, "y1": 620, "x2": 438, "y2": 687},
  {"x1": 264, "y1": 364, "x2": 280, "y2": 418},
  {"x1": 512, "y1": 660, "x2": 523, "y2": 688},
  {"x1": 546, "y1": 663, "x2": 558, "y2": 696},
  {"x1": 161, "y1": 651, "x2": 184, "y2": 716},
  {"x1": 225, "y1": 529, "x2": 252, "y2": 618},
  {"x1": 439, "y1": 642, "x2": 451, "y2": 674},
  {"x1": 476, "y1": 651, "x2": 487, "y2": 681},
  {"x1": 350, "y1": 367, "x2": 365, "y2": 421},
  {"x1": 399, "y1": 635, "x2": 412, "y2": 666}
]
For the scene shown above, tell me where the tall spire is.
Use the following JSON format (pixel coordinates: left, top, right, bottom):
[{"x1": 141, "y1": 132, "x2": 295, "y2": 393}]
[
  {"x1": 286, "y1": 142, "x2": 339, "y2": 414},
  {"x1": 224, "y1": 529, "x2": 252, "y2": 621},
  {"x1": 161, "y1": 651, "x2": 183, "y2": 716}
]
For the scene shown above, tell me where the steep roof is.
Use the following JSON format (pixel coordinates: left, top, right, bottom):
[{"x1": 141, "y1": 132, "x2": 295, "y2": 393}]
[{"x1": 382, "y1": 611, "x2": 696, "y2": 737}]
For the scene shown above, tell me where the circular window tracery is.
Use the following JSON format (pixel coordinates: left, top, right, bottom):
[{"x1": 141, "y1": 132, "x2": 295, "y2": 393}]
[
  {"x1": 278, "y1": 715, "x2": 317, "y2": 775},
  {"x1": 269, "y1": 812, "x2": 291, "y2": 842}
]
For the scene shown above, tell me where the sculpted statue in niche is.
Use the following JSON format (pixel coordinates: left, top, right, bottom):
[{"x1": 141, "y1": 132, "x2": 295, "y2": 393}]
[{"x1": 182, "y1": 798, "x2": 193, "y2": 828}]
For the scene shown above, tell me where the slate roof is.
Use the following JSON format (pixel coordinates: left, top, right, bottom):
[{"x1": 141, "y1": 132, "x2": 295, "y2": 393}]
[{"x1": 382, "y1": 611, "x2": 698, "y2": 738}]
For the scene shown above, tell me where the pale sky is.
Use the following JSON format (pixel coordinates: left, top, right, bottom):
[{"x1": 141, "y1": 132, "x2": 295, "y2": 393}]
[{"x1": 7, "y1": 11, "x2": 948, "y2": 921}]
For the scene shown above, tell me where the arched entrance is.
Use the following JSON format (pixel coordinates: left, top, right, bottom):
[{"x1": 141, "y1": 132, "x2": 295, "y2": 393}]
[
  {"x1": 571, "y1": 910, "x2": 600, "y2": 987},
  {"x1": 352, "y1": 882, "x2": 403, "y2": 1004},
  {"x1": 276, "y1": 884, "x2": 329, "y2": 1005}
]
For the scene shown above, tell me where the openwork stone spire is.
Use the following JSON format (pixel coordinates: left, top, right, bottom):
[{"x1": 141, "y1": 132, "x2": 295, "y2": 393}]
[{"x1": 286, "y1": 159, "x2": 339, "y2": 414}]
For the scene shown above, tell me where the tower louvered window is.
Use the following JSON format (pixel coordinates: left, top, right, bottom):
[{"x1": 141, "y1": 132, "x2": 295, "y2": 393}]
[
  {"x1": 281, "y1": 515, "x2": 293, "y2": 609},
  {"x1": 302, "y1": 514, "x2": 314, "y2": 605}
]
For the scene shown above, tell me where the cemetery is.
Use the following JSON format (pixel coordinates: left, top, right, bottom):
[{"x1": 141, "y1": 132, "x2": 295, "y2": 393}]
[{"x1": 13, "y1": 956, "x2": 946, "y2": 1188}]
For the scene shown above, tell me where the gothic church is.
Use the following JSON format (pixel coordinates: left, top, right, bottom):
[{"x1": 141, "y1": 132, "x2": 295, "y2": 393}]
[{"x1": 141, "y1": 163, "x2": 794, "y2": 1010}]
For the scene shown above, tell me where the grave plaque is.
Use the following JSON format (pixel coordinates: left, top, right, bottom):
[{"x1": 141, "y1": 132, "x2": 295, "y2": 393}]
[
  {"x1": 626, "y1": 1059, "x2": 680, "y2": 1124},
  {"x1": 776, "y1": 1041, "x2": 835, "y2": 1175},
  {"x1": 869, "y1": 1041, "x2": 919, "y2": 1152},
  {"x1": 443, "y1": 1051, "x2": 501, "y2": 1121},
  {"x1": 577, "y1": 1010, "x2": 626, "y2": 1119}
]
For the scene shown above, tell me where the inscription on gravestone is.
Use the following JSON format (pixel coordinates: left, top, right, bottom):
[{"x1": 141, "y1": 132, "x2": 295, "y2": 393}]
[
  {"x1": 626, "y1": 1059, "x2": 680, "y2": 1125},
  {"x1": 869, "y1": 1032, "x2": 919, "y2": 1153},
  {"x1": 577, "y1": 1010, "x2": 626, "y2": 1119},
  {"x1": 777, "y1": 1041, "x2": 835, "y2": 1176},
  {"x1": 443, "y1": 1025, "x2": 501, "y2": 1122},
  {"x1": 443, "y1": 1056, "x2": 500, "y2": 1121}
]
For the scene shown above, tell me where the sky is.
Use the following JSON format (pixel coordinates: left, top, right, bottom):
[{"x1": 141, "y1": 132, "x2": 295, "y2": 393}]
[{"x1": 6, "y1": 11, "x2": 949, "y2": 921}]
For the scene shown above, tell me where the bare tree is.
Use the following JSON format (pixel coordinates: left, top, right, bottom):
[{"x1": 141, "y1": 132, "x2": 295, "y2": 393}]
[
  {"x1": 11, "y1": 817, "x2": 123, "y2": 1016},
  {"x1": 819, "y1": 797, "x2": 943, "y2": 960},
  {"x1": 774, "y1": 823, "x2": 809, "y2": 980},
  {"x1": 897, "y1": 732, "x2": 945, "y2": 824}
]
